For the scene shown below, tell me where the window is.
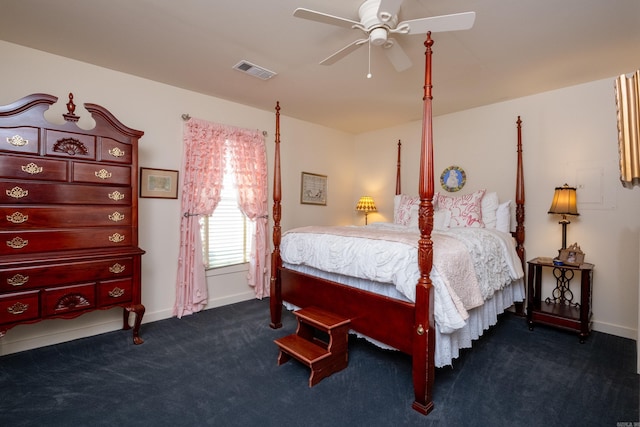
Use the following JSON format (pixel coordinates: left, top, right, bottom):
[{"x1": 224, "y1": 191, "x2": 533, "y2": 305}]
[{"x1": 200, "y1": 157, "x2": 255, "y2": 269}]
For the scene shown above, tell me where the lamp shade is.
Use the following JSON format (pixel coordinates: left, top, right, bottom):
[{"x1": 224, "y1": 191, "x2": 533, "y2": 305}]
[
  {"x1": 548, "y1": 184, "x2": 579, "y2": 216},
  {"x1": 355, "y1": 196, "x2": 377, "y2": 212}
]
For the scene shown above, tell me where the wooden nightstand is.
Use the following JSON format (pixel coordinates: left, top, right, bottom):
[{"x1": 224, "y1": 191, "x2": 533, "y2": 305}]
[{"x1": 526, "y1": 257, "x2": 594, "y2": 343}]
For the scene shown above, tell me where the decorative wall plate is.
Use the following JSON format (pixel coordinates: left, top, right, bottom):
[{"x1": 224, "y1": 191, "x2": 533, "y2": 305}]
[{"x1": 440, "y1": 166, "x2": 466, "y2": 192}]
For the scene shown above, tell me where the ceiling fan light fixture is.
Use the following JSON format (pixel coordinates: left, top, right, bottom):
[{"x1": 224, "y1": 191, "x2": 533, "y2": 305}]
[{"x1": 369, "y1": 27, "x2": 388, "y2": 46}]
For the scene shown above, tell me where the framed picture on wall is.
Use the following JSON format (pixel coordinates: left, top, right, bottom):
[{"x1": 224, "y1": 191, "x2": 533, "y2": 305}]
[
  {"x1": 300, "y1": 172, "x2": 327, "y2": 205},
  {"x1": 140, "y1": 167, "x2": 179, "y2": 199}
]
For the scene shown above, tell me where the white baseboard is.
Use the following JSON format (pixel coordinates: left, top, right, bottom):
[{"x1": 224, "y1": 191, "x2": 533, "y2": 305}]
[
  {"x1": 592, "y1": 320, "x2": 638, "y2": 341},
  {"x1": 206, "y1": 290, "x2": 256, "y2": 308}
]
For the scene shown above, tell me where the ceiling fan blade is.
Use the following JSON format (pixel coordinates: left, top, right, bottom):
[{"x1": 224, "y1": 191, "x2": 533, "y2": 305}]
[
  {"x1": 293, "y1": 8, "x2": 360, "y2": 29},
  {"x1": 397, "y1": 11, "x2": 476, "y2": 35},
  {"x1": 319, "y1": 39, "x2": 368, "y2": 65},
  {"x1": 376, "y1": 0, "x2": 403, "y2": 22},
  {"x1": 383, "y1": 39, "x2": 412, "y2": 72}
]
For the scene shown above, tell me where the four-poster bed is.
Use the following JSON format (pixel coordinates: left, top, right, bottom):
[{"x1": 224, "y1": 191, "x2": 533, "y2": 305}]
[{"x1": 269, "y1": 34, "x2": 526, "y2": 415}]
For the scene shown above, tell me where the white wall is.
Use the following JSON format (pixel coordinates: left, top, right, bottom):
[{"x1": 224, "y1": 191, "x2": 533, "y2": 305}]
[
  {"x1": 1, "y1": 40, "x2": 637, "y2": 356},
  {"x1": 354, "y1": 78, "x2": 640, "y2": 340},
  {"x1": 0, "y1": 41, "x2": 353, "y2": 355}
]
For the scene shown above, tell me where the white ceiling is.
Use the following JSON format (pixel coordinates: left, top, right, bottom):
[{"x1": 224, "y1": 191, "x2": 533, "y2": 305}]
[{"x1": 1, "y1": 0, "x2": 639, "y2": 134}]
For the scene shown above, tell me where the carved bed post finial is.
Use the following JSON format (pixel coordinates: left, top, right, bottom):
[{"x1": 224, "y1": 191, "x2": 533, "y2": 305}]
[
  {"x1": 63, "y1": 92, "x2": 79, "y2": 123},
  {"x1": 270, "y1": 101, "x2": 283, "y2": 329}
]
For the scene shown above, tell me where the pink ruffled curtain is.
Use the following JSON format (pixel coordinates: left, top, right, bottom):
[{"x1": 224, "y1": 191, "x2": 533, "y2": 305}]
[
  {"x1": 174, "y1": 119, "x2": 269, "y2": 318},
  {"x1": 228, "y1": 130, "x2": 270, "y2": 299},
  {"x1": 174, "y1": 118, "x2": 225, "y2": 318}
]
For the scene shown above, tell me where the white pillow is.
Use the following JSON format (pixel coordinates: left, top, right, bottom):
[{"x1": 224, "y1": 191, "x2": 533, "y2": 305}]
[
  {"x1": 408, "y1": 204, "x2": 419, "y2": 228},
  {"x1": 481, "y1": 192, "x2": 499, "y2": 229},
  {"x1": 496, "y1": 200, "x2": 511, "y2": 233},
  {"x1": 394, "y1": 194, "x2": 419, "y2": 225},
  {"x1": 435, "y1": 189, "x2": 486, "y2": 228},
  {"x1": 408, "y1": 205, "x2": 451, "y2": 230},
  {"x1": 393, "y1": 194, "x2": 402, "y2": 223},
  {"x1": 434, "y1": 209, "x2": 452, "y2": 230}
]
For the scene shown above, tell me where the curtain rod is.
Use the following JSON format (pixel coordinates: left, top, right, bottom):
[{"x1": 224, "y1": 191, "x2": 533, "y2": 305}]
[{"x1": 181, "y1": 113, "x2": 267, "y2": 137}]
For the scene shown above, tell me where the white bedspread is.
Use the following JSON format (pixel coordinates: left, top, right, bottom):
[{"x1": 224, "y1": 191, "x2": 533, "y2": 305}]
[{"x1": 280, "y1": 222, "x2": 524, "y2": 335}]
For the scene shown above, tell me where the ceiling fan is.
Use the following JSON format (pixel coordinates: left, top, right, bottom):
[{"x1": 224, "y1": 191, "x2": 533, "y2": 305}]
[{"x1": 294, "y1": 0, "x2": 475, "y2": 73}]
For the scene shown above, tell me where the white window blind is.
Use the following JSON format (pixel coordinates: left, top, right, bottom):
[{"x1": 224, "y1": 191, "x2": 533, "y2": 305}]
[{"x1": 200, "y1": 155, "x2": 254, "y2": 269}]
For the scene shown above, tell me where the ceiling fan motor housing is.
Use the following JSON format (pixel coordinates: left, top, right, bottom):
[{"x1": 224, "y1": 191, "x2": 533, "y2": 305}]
[{"x1": 359, "y1": 0, "x2": 397, "y2": 46}]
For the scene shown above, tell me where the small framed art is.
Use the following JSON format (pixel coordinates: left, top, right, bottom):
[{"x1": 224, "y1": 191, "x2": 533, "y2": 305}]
[
  {"x1": 140, "y1": 167, "x2": 179, "y2": 199},
  {"x1": 300, "y1": 172, "x2": 327, "y2": 205},
  {"x1": 440, "y1": 166, "x2": 466, "y2": 192}
]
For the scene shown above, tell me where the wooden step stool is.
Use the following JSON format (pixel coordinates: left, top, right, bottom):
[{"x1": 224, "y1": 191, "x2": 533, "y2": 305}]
[{"x1": 274, "y1": 306, "x2": 350, "y2": 387}]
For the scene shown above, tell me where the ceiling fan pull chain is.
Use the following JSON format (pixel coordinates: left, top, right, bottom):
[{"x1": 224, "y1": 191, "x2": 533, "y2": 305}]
[{"x1": 367, "y1": 36, "x2": 372, "y2": 79}]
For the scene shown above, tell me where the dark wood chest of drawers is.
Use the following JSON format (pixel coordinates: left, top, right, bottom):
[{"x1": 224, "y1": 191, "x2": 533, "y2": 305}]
[{"x1": 0, "y1": 93, "x2": 145, "y2": 344}]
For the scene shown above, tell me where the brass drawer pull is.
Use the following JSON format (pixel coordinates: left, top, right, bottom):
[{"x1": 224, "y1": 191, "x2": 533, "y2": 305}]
[
  {"x1": 7, "y1": 135, "x2": 28, "y2": 147},
  {"x1": 7, "y1": 274, "x2": 29, "y2": 286},
  {"x1": 6, "y1": 212, "x2": 28, "y2": 224},
  {"x1": 108, "y1": 287, "x2": 125, "y2": 298},
  {"x1": 21, "y1": 162, "x2": 43, "y2": 174},
  {"x1": 95, "y1": 169, "x2": 112, "y2": 180},
  {"x1": 108, "y1": 191, "x2": 125, "y2": 201},
  {"x1": 109, "y1": 263, "x2": 126, "y2": 274},
  {"x1": 6, "y1": 186, "x2": 28, "y2": 199},
  {"x1": 6, "y1": 237, "x2": 28, "y2": 249},
  {"x1": 7, "y1": 301, "x2": 29, "y2": 315},
  {"x1": 108, "y1": 212, "x2": 125, "y2": 222},
  {"x1": 108, "y1": 147, "x2": 126, "y2": 158},
  {"x1": 108, "y1": 233, "x2": 125, "y2": 243}
]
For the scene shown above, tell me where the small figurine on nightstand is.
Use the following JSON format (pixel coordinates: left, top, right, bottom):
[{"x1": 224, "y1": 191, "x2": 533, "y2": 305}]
[{"x1": 556, "y1": 242, "x2": 585, "y2": 267}]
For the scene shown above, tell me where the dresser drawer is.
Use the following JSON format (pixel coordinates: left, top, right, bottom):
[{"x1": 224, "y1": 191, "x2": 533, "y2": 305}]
[
  {"x1": 0, "y1": 127, "x2": 40, "y2": 155},
  {"x1": 0, "y1": 257, "x2": 133, "y2": 292},
  {"x1": 98, "y1": 278, "x2": 133, "y2": 307},
  {"x1": 43, "y1": 283, "x2": 96, "y2": 317},
  {"x1": 0, "y1": 180, "x2": 132, "y2": 205},
  {"x1": 72, "y1": 162, "x2": 130, "y2": 185},
  {"x1": 0, "y1": 206, "x2": 132, "y2": 230},
  {"x1": 45, "y1": 130, "x2": 96, "y2": 160},
  {"x1": 1, "y1": 227, "x2": 133, "y2": 255},
  {"x1": 100, "y1": 138, "x2": 132, "y2": 164},
  {"x1": 0, "y1": 155, "x2": 68, "y2": 181},
  {"x1": 0, "y1": 290, "x2": 40, "y2": 324}
]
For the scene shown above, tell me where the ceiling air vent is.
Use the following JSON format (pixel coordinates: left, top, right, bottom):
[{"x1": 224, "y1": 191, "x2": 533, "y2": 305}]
[{"x1": 233, "y1": 60, "x2": 277, "y2": 80}]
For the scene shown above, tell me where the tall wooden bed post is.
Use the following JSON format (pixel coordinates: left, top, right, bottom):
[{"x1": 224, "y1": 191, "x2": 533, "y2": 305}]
[
  {"x1": 396, "y1": 140, "x2": 402, "y2": 195},
  {"x1": 270, "y1": 102, "x2": 283, "y2": 329},
  {"x1": 514, "y1": 116, "x2": 526, "y2": 264},
  {"x1": 513, "y1": 116, "x2": 526, "y2": 315},
  {"x1": 412, "y1": 32, "x2": 436, "y2": 415}
]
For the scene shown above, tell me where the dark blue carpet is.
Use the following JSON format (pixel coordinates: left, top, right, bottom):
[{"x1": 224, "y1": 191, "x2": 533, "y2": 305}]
[{"x1": 0, "y1": 298, "x2": 637, "y2": 426}]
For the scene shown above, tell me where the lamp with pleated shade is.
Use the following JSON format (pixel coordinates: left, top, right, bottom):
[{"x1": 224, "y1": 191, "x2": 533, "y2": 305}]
[
  {"x1": 548, "y1": 183, "x2": 579, "y2": 249},
  {"x1": 355, "y1": 196, "x2": 377, "y2": 225}
]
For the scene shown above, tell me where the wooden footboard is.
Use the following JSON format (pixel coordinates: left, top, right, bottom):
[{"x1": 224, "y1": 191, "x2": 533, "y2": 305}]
[{"x1": 278, "y1": 267, "x2": 415, "y2": 354}]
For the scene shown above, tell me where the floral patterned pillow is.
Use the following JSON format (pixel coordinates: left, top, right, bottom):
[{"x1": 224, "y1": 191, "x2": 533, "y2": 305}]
[
  {"x1": 394, "y1": 194, "x2": 419, "y2": 226},
  {"x1": 435, "y1": 189, "x2": 486, "y2": 228}
]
